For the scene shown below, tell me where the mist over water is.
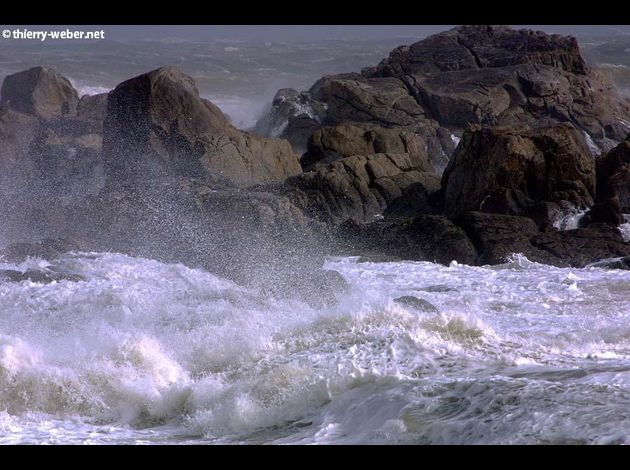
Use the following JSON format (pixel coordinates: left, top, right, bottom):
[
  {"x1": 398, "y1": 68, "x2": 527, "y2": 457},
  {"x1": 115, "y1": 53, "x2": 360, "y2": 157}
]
[{"x1": 1, "y1": 27, "x2": 630, "y2": 444}]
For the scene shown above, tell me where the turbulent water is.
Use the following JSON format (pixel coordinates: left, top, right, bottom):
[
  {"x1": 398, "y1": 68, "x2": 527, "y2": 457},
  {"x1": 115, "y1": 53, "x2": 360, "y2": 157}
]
[{"x1": 0, "y1": 252, "x2": 630, "y2": 444}]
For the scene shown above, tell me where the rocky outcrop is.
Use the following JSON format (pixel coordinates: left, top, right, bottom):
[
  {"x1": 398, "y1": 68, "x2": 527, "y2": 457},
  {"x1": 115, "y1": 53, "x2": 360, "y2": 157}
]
[
  {"x1": 597, "y1": 136, "x2": 630, "y2": 212},
  {"x1": 287, "y1": 152, "x2": 441, "y2": 225},
  {"x1": 0, "y1": 66, "x2": 79, "y2": 119},
  {"x1": 257, "y1": 25, "x2": 630, "y2": 169},
  {"x1": 531, "y1": 225, "x2": 630, "y2": 266},
  {"x1": 442, "y1": 124, "x2": 596, "y2": 220},
  {"x1": 335, "y1": 215, "x2": 477, "y2": 266},
  {"x1": 301, "y1": 123, "x2": 430, "y2": 170},
  {"x1": 102, "y1": 67, "x2": 301, "y2": 188},
  {"x1": 456, "y1": 211, "x2": 566, "y2": 266}
]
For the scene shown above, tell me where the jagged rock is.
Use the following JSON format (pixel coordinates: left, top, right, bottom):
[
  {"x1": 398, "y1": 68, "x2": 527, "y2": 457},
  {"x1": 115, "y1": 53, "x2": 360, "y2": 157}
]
[
  {"x1": 301, "y1": 123, "x2": 431, "y2": 171},
  {"x1": 394, "y1": 296, "x2": 439, "y2": 313},
  {"x1": 0, "y1": 68, "x2": 105, "y2": 192},
  {"x1": 335, "y1": 215, "x2": 477, "y2": 266},
  {"x1": 287, "y1": 153, "x2": 440, "y2": 225},
  {"x1": 581, "y1": 197, "x2": 624, "y2": 227},
  {"x1": 456, "y1": 211, "x2": 566, "y2": 266},
  {"x1": 367, "y1": 25, "x2": 629, "y2": 143},
  {"x1": 0, "y1": 107, "x2": 40, "y2": 178},
  {"x1": 256, "y1": 25, "x2": 630, "y2": 169},
  {"x1": 77, "y1": 93, "x2": 108, "y2": 123},
  {"x1": 531, "y1": 225, "x2": 630, "y2": 267},
  {"x1": 442, "y1": 124, "x2": 596, "y2": 219},
  {"x1": 0, "y1": 66, "x2": 79, "y2": 119},
  {"x1": 103, "y1": 67, "x2": 301, "y2": 188},
  {"x1": 597, "y1": 136, "x2": 630, "y2": 212},
  {"x1": 253, "y1": 88, "x2": 326, "y2": 151}
]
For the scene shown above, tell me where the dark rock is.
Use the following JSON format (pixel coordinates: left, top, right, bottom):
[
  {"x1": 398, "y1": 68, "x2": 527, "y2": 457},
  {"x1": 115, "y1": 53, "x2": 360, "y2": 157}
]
[
  {"x1": 0, "y1": 238, "x2": 82, "y2": 263},
  {"x1": 336, "y1": 215, "x2": 477, "y2": 266},
  {"x1": 368, "y1": 25, "x2": 629, "y2": 143},
  {"x1": 581, "y1": 197, "x2": 624, "y2": 227},
  {"x1": 288, "y1": 153, "x2": 440, "y2": 225},
  {"x1": 442, "y1": 124, "x2": 596, "y2": 219},
  {"x1": 532, "y1": 225, "x2": 630, "y2": 267},
  {"x1": 0, "y1": 66, "x2": 79, "y2": 119},
  {"x1": 102, "y1": 66, "x2": 301, "y2": 188},
  {"x1": 0, "y1": 268, "x2": 85, "y2": 283},
  {"x1": 0, "y1": 107, "x2": 40, "y2": 178},
  {"x1": 586, "y1": 256, "x2": 630, "y2": 270},
  {"x1": 457, "y1": 211, "x2": 566, "y2": 266},
  {"x1": 417, "y1": 284, "x2": 457, "y2": 293},
  {"x1": 257, "y1": 25, "x2": 630, "y2": 168},
  {"x1": 394, "y1": 296, "x2": 439, "y2": 313},
  {"x1": 597, "y1": 136, "x2": 630, "y2": 212}
]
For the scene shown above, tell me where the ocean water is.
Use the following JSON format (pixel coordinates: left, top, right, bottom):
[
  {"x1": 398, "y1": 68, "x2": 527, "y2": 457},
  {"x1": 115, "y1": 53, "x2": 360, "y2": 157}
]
[{"x1": 1, "y1": 252, "x2": 630, "y2": 444}]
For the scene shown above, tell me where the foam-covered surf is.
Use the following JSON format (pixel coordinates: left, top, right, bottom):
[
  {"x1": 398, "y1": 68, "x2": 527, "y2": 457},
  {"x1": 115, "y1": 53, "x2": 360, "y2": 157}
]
[{"x1": 1, "y1": 252, "x2": 630, "y2": 444}]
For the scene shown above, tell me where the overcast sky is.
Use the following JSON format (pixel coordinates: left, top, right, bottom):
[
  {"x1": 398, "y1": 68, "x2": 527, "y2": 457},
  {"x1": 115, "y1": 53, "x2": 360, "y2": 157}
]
[{"x1": 5, "y1": 25, "x2": 630, "y2": 42}]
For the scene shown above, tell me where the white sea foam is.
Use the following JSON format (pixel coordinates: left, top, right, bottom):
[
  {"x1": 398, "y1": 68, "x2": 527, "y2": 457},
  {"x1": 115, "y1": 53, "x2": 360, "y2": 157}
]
[
  {"x1": 1, "y1": 252, "x2": 630, "y2": 444},
  {"x1": 620, "y1": 214, "x2": 630, "y2": 242},
  {"x1": 553, "y1": 206, "x2": 588, "y2": 231},
  {"x1": 583, "y1": 131, "x2": 600, "y2": 156}
]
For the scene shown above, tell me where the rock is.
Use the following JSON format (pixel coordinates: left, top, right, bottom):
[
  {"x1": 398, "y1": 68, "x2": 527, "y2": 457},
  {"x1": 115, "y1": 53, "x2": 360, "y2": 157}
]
[
  {"x1": 77, "y1": 93, "x2": 108, "y2": 123},
  {"x1": 456, "y1": 211, "x2": 566, "y2": 266},
  {"x1": 257, "y1": 266, "x2": 349, "y2": 308},
  {"x1": 103, "y1": 67, "x2": 301, "y2": 188},
  {"x1": 301, "y1": 123, "x2": 432, "y2": 171},
  {"x1": 368, "y1": 25, "x2": 629, "y2": 143},
  {"x1": 335, "y1": 215, "x2": 477, "y2": 266},
  {"x1": 257, "y1": 25, "x2": 630, "y2": 169},
  {"x1": 417, "y1": 284, "x2": 457, "y2": 293},
  {"x1": 287, "y1": 153, "x2": 440, "y2": 225},
  {"x1": 0, "y1": 66, "x2": 79, "y2": 119},
  {"x1": 586, "y1": 256, "x2": 630, "y2": 270},
  {"x1": 253, "y1": 88, "x2": 326, "y2": 152},
  {"x1": 531, "y1": 225, "x2": 630, "y2": 267},
  {"x1": 597, "y1": 136, "x2": 630, "y2": 212},
  {"x1": 394, "y1": 296, "x2": 439, "y2": 313},
  {"x1": 0, "y1": 268, "x2": 85, "y2": 283},
  {"x1": 442, "y1": 124, "x2": 596, "y2": 219},
  {"x1": 581, "y1": 197, "x2": 624, "y2": 227},
  {"x1": 0, "y1": 238, "x2": 82, "y2": 263},
  {"x1": 0, "y1": 107, "x2": 40, "y2": 178}
]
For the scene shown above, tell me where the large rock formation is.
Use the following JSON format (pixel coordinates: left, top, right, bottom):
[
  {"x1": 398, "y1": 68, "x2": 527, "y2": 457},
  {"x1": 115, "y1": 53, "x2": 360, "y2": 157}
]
[
  {"x1": 301, "y1": 123, "x2": 429, "y2": 170},
  {"x1": 0, "y1": 66, "x2": 79, "y2": 119},
  {"x1": 287, "y1": 152, "x2": 441, "y2": 225},
  {"x1": 257, "y1": 25, "x2": 630, "y2": 170},
  {"x1": 102, "y1": 67, "x2": 301, "y2": 188},
  {"x1": 596, "y1": 135, "x2": 630, "y2": 212},
  {"x1": 441, "y1": 124, "x2": 596, "y2": 219}
]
